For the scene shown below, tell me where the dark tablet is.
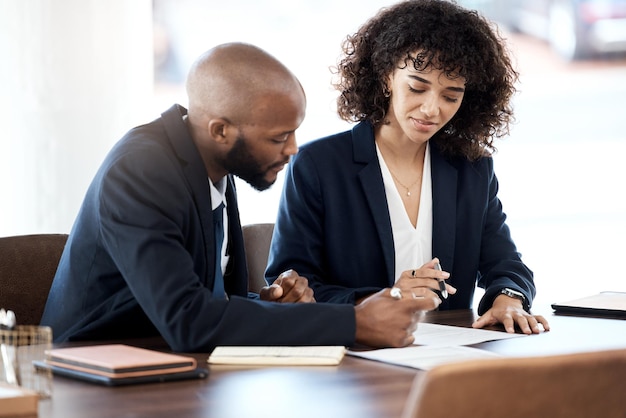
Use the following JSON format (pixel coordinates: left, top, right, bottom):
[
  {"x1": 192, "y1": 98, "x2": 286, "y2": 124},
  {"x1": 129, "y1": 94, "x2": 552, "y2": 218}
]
[
  {"x1": 33, "y1": 360, "x2": 209, "y2": 386},
  {"x1": 551, "y1": 291, "x2": 626, "y2": 318}
]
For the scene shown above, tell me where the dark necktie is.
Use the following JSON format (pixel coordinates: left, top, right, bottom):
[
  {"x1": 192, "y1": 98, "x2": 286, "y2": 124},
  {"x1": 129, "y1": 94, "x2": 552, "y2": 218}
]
[{"x1": 212, "y1": 202, "x2": 226, "y2": 299}]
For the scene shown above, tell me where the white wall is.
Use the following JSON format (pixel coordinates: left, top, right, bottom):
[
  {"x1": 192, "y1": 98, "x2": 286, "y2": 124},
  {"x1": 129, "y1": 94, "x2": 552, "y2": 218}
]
[{"x1": 0, "y1": 0, "x2": 153, "y2": 235}]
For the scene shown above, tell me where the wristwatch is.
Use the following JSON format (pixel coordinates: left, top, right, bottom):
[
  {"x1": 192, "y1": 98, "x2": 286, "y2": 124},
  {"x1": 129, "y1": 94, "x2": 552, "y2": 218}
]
[{"x1": 500, "y1": 288, "x2": 527, "y2": 310}]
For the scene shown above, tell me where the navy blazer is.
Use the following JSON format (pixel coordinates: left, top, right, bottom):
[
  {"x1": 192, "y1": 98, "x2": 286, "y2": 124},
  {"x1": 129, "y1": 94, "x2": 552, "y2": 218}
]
[
  {"x1": 41, "y1": 105, "x2": 355, "y2": 351},
  {"x1": 266, "y1": 121, "x2": 535, "y2": 314}
]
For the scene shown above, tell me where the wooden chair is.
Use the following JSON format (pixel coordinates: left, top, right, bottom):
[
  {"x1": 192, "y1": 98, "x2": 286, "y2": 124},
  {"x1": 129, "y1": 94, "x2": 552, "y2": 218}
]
[
  {"x1": 402, "y1": 348, "x2": 626, "y2": 418},
  {"x1": 0, "y1": 233, "x2": 68, "y2": 325},
  {"x1": 241, "y1": 223, "x2": 274, "y2": 293}
]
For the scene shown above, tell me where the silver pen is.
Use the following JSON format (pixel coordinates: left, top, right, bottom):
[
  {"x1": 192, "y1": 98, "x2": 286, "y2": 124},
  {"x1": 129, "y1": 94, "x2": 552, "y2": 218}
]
[{"x1": 434, "y1": 262, "x2": 448, "y2": 299}]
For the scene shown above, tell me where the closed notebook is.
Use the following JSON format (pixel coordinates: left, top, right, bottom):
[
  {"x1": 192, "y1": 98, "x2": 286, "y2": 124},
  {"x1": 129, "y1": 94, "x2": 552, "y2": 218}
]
[
  {"x1": 0, "y1": 383, "x2": 38, "y2": 417},
  {"x1": 207, "y1": 346, "x2": 346, "y2": 366},
  {"x1": 44, "y1": 344, "x2": 198, "y2": 379},
  {"x1": 551, "y1": 291, "x2": 626, "y2": 317}
]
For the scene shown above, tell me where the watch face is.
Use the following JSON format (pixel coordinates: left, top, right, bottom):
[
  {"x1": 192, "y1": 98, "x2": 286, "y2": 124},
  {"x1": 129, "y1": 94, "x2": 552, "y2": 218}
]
[{"x1": 503, "y1": 288, "x2": 524, "y2": 300}]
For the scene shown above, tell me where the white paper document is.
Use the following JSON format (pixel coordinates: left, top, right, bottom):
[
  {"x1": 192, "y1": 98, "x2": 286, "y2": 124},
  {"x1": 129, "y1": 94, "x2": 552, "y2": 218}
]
[
  {"x1": 347, "y1": 323, "x2": 525, "y2": 370},
  {"x1": 413, "y1": 323, "x2": 526, "y2": 346},
  {"x1": 348, "y1": 345, "x2": 502, "y2": 370}
]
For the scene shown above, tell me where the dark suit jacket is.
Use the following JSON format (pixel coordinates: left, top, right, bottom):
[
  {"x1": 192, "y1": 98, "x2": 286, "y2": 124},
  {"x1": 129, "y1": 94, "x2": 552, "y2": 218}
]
[
  {"x1": 266, "y1": 121, "x2": 535, "y2": 314},
  {"x1": 41, "y1": 105, "x2": 355, "y2": 351}
]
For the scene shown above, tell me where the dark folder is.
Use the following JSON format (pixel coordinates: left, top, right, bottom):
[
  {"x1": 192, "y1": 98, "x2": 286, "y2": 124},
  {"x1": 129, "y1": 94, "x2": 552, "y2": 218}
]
[{"x1": 551, "y1": 291, "x2": 626, "y2": 317}]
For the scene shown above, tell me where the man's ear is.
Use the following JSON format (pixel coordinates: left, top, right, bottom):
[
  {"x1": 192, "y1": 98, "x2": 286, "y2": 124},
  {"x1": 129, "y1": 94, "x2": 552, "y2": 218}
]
[{"x1": 207, "y1": 118, "x2": 232, "y2": 144}]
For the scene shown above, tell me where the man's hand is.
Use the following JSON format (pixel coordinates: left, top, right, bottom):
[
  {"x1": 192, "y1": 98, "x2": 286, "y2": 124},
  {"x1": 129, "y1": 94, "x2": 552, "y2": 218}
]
[
  {"x1": 259, "y1": 269, "x2": 315, "y2": 303},
  {"x1": 472, "y1": 294, "x2": 550, "y2": 334},
  {"x1": 354, "y1": 287, "x2": 441, "y2": 348}
]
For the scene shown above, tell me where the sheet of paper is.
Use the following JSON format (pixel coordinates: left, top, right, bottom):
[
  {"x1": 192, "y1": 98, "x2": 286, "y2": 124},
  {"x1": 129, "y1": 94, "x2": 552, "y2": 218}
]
[
  {"x1": 348, "y1": 345, "x2": 501, "y2": 370},
  {"x1": 347, "y1": 324, "x2": 525, "y2": 370},
  {"x1": 413, "y1": 323, "x2": 525, "y2": 346}
]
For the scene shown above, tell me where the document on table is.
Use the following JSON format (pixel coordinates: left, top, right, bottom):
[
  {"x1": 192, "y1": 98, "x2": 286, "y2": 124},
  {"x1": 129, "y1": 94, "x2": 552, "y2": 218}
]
[
  {"x1": 413, "y1": 323, "x2": 526, "y2": 346},
  {"x1": 348, "y1": 345, "x2": 502, "y2": 370},
  {"x1": 347, "y1": 323, "x2": 525, "y2": 370}
]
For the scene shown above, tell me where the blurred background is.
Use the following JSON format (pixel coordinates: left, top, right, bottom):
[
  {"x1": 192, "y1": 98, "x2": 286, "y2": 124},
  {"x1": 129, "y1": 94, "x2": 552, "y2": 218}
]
[{"x1": 1, "y1": 0, "x2": 625, "y2": 308}]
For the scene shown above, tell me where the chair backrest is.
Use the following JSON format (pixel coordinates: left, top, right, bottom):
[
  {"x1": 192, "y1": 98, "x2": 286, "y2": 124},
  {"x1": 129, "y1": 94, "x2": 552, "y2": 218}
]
[
  {"x1": 241, "y1": 223, "x2": 274, "y2": 293},
  {"x1": 0, "y1": 233, "x2": 68, "y2": 325},
  {"x1": 402, "y1": 348, "x2": 626, "y2": 418}
]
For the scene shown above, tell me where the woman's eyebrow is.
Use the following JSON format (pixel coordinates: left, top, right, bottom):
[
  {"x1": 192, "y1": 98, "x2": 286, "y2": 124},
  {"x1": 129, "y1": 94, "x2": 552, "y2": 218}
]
[{"x1": 409, "y1": 74, "x2": 466, "y2": 92}]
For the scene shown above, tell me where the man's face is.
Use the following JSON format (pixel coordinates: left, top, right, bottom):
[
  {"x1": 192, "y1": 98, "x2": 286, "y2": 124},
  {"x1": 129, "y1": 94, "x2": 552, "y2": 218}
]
[
  {"x1": 222, "y1": 90, "x2": 304, "y2": 191},
  {"x1": 224, "y1": 131, "x2": 292, "y2": 191}
]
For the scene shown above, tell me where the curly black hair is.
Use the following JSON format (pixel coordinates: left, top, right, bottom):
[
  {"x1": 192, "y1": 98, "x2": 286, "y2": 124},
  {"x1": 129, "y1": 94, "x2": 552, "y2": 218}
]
[{"x1": 333, "y1": 0, "x2": 519, "y2": 160}]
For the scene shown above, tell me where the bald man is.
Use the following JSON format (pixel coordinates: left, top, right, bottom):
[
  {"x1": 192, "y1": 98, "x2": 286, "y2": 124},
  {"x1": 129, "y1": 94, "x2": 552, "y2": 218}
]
[{"x1": 41, "y1": 43, "x2": 440, "y2": 351}]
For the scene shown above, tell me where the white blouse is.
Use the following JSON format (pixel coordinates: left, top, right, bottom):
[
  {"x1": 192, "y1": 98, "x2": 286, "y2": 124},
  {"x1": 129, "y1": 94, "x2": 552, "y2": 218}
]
[{"x1": 376, "y1": 142, "x2": 433, "y2": 282}]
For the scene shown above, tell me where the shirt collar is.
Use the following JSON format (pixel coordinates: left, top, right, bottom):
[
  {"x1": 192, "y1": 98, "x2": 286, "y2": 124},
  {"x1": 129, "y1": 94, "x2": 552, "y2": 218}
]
[{"x1": 209, "y1": 176, "x2": 227, "y2": 211}]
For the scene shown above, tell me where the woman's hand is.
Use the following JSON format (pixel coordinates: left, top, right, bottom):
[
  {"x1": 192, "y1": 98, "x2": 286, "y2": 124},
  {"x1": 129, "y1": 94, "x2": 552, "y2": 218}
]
[
  {"x1": 472, "y1": 294, "x2": 550, "y2": 334},
  {"x1": 394, "y1": 258, "x2": 457, "y2": 299}
]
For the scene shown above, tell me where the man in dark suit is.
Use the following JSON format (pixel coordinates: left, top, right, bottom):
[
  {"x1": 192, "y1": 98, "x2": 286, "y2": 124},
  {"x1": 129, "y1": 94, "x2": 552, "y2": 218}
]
[{"x1": 41, "y1": 43, "x2": 441, "y2": 352}]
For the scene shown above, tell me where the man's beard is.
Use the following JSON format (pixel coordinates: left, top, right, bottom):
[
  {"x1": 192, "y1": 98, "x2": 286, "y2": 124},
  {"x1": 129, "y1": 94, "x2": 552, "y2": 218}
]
[{"x1": 223, "y1": 135, "x2": 283, "y2": 191}]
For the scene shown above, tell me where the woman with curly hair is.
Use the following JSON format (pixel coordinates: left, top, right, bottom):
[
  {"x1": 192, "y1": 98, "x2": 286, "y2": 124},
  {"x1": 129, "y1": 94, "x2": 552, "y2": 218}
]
[{"x1": 267, "y1": 0, "x2": 549, "y2": 336}]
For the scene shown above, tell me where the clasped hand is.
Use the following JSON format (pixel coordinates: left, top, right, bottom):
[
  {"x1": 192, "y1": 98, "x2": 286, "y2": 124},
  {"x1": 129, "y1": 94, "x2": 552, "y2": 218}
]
[{"x1": 259, "y1": 269, "x2": 316, "y2": 303}]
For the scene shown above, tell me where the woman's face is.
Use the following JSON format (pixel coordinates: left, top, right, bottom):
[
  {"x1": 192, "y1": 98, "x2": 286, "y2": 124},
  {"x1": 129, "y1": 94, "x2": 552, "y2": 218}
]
[{"x1": 384, "y1": 58, "x2": 466, "y2": 144}]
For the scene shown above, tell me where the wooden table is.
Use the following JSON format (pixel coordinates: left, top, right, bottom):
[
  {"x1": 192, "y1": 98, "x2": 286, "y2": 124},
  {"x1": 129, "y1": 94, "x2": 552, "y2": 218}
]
[{"x1": 35, "y1": 307, "x2": 626, "y2": 418}]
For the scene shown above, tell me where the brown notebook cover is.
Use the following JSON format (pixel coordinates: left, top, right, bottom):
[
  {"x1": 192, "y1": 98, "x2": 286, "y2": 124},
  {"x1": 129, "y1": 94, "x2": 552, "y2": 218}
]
[
  {"x1": 44, "y1": 344, "x2": 197, "y2": 378},
  {"x1": 0, "y1": 383, "x2": 38, "y2": 417},
  {"x1": 551, "y1": 291, "x2": 626, "y2": 317}
]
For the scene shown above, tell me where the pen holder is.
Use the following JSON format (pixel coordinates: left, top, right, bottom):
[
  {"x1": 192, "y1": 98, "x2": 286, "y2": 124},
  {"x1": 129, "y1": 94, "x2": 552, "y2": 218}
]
[{"x1": 0, "y1": 325, "x2": 53, "y2": 398}]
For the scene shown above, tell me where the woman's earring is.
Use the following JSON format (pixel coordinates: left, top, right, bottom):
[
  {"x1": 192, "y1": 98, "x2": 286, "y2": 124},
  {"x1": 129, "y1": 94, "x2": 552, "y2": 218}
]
[{"x1": 383, "y1": 86, "x2": 391, "y2": 98}]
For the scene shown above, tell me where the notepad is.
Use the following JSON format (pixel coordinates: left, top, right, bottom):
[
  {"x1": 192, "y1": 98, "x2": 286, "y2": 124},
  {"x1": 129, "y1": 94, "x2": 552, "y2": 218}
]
[
  {"x1": 207, "y1": 346, "x2": 346, "y2": 366},
  {"x1": 551, "y1": 291, "x2": 626, "y2": 317},
  {"x1": 38, "y1": 344, "x2": 208, "y2": 385}
]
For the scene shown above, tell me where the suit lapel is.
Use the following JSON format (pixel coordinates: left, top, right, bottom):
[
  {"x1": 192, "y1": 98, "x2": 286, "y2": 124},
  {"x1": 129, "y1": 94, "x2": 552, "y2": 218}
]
[
  {"x1": 353, "y1": 122, "x2": 396, "y2": 286},
  {"x1": 430, "y1": 142, "x2": 457, "y2": 273},
  {"x1": 160, "y1": 105, "x2": 215, "y2": 287}
]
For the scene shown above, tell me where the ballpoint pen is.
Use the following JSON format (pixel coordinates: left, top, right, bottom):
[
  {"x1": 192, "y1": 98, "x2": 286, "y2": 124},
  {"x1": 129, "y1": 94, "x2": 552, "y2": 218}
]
[{"x1": 434, "y1": 262, "x2": 448, "y2": 299}]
